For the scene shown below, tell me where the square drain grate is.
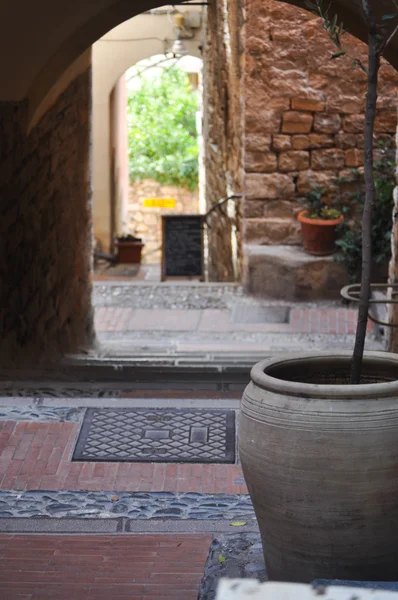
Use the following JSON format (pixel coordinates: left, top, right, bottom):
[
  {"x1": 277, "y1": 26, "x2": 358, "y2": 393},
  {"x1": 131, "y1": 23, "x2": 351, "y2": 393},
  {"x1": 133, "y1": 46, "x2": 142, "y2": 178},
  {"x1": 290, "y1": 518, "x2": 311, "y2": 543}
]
[
  {"x1": 73, "y1": 408, "x2": 236, "y2": 464},
  {"x1": 232, "y1": 304, "x2": 290, "y2": 324}
]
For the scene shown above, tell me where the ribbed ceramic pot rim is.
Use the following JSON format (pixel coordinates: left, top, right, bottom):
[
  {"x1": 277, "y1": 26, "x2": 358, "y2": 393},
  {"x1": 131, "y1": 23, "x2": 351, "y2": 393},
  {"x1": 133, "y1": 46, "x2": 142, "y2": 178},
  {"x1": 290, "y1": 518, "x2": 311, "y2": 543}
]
[
  {"x1": 250, "y1": 351, "x2": 398, "y2": 399},
  {"x1": 297, "y1": 209, "x2": 344, "y2": 227}
]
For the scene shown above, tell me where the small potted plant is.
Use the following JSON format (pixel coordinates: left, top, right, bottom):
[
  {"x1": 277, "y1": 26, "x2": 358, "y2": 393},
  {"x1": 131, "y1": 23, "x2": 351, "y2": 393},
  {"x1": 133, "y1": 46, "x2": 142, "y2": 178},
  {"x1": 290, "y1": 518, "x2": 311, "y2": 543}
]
[
  {"x1": 297, "y1": 184, "x2": 344, "y2": 256},
  {"x1": 114, "y1": 233, "x2": 145, "y2": 264}
]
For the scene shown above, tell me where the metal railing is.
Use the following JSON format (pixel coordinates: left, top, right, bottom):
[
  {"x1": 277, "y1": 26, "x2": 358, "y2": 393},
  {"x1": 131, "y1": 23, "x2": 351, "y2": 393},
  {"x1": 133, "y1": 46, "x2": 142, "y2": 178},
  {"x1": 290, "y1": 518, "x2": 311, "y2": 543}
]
[{"x1": 341, "y1": 283, "x2": 398, "y2": 328}]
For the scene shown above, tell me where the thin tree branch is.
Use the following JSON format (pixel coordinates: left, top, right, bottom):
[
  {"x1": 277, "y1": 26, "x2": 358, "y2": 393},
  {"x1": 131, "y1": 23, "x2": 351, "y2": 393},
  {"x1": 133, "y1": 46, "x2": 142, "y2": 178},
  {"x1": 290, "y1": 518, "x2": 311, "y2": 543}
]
[{"x1": 384, "y1": 21, "x2": 398, "y2": 49}]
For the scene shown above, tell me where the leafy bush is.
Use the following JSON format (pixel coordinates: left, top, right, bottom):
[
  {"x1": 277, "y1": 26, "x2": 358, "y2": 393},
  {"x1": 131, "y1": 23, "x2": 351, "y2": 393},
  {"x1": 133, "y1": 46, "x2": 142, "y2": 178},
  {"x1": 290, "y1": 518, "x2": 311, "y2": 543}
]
[
  {"x1": 127, "y1": 66, "x2": 199, "y2": 191},
  {"x1": 301, "y1": 184, "x2": 342, "y2": 220},
  {"x1": 334, "y1": 141, "x2": 395, "y2": 282}
]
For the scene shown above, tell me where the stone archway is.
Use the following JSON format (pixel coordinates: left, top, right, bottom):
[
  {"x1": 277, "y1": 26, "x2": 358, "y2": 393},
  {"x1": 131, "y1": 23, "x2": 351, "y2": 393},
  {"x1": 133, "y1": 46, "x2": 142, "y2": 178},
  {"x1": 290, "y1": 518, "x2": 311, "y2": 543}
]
[
  {"x1": 0, "y1": 0, "x2": 398, "y2": 366},
  {"x1": 91, "y1": 8, "x2": 204, "y2": 253}
]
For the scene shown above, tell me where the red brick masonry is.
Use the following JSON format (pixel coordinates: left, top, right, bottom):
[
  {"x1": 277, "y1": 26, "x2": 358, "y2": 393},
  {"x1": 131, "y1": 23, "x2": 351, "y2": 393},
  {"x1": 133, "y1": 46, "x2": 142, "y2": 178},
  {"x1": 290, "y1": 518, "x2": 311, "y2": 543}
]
[
  {"x1": 0, "y1": 422, "x2": 247, "y2": 494},
  {"x1": 0, "y1": 534, "x2": 212, "y2": 600}
]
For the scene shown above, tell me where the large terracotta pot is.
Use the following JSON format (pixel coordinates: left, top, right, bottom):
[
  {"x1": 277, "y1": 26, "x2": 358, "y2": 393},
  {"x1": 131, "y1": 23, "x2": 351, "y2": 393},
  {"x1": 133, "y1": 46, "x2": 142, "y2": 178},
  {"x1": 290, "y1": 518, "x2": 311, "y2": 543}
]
[
  {"x1": 239, "y1": 352, "x2": 398, "y2": 583},
  {"x1": 298, "y1": 210, "x2": 344, "y2": 256}
]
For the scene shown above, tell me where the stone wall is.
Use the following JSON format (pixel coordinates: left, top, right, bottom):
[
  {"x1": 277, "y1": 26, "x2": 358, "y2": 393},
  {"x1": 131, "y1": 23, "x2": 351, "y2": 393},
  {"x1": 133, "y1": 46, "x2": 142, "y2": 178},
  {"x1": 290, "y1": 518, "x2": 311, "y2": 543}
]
[
  {"x1": 128, "y1": 180, "x2": 199, "y2": 264},
  {"x1": 203, "y1": 0, "x2": 245, "y2": 282},
  {"x1": 244, "y1": 0, "x2": 398, "y2": 246},
  {"x1": 0, "y1": 70, "x2": 94, "y2": 366}
]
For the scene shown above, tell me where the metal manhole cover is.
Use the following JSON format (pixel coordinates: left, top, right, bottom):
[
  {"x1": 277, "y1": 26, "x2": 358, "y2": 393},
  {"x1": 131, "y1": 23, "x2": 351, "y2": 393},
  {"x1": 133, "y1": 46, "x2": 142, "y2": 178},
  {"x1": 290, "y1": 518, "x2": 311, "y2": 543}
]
[
  {"x1": 73, "y1": 408, "x2": 236, "y2": 464},
  {"x1": 232, "y1": 304, "x2": 290, "y2": 324}
]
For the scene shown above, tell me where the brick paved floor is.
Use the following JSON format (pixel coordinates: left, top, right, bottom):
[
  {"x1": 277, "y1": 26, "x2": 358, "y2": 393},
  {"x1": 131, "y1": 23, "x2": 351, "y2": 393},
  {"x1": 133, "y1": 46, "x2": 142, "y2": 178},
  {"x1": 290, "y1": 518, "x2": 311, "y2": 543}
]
[
  {"x1": 95, "y1": 306, "x2": 362, "y2": 335},
  {"x1": 0, "y1": 534, "x2": 211, "y2": 600},
  {"x1": 0, "y1": 422, "x2": 247, "y2": 494}
]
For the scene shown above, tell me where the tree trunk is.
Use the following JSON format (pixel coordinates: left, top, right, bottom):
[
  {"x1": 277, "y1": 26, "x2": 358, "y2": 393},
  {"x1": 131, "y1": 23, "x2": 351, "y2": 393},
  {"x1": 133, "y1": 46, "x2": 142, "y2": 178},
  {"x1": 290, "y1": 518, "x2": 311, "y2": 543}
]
[{"x1": 350, "y1": 28, "x2": 380, "y2": 384}]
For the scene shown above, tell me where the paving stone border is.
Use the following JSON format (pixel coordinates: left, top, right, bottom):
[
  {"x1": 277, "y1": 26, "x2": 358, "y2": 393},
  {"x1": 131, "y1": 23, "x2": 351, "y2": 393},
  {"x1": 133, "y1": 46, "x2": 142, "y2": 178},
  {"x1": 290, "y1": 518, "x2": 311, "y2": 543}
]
[
  {"x1": 199, "y1": 533, "x2": 266, "y2": 600},
  {"x1": 0, "y1": 490, "x2": 254, "y2": 520},
  {"x1": 0, "y1": 405, "x2": 84, "y2": 422},
  {"x1": 93, "y1": 283, "x2": 245, "y2": 310}
]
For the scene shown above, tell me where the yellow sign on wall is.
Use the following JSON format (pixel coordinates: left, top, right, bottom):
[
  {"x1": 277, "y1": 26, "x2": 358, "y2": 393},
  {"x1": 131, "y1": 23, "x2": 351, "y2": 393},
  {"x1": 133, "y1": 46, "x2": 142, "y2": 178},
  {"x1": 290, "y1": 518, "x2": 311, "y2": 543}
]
[{"x1": 143, "y1": 198, "x2": 176, "y2": 209}]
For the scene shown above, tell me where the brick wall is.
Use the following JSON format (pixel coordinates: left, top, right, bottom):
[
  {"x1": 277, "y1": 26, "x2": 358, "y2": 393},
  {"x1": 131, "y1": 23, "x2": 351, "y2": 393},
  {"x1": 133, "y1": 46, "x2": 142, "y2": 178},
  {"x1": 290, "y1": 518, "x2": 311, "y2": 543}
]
[
  {"x1": 0, "y1": 70, "x2": 95, "y2": 366},
  {"x1": 243, "y1": 0, "x2": 398, "y2": 245}
]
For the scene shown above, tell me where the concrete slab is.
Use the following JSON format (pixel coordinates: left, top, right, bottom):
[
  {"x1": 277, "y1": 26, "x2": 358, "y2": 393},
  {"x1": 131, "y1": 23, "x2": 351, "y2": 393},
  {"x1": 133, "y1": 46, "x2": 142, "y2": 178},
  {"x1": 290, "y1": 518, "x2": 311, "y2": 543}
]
[
  {"x1": 0, "y1": 517, "x2": 259, "y2": 535},
  {"x1": 124, "y1": 518, "x2": 259, "y2": 534},
  {"x1": 0, "y1": 517, "x2": 122, "y2": 533},
  {"x1": 198, "y1": 310, "x2": 292, "y2": 333},
  {"x1": 129, "y1": 309, "x2": 202, "y2": 331}
]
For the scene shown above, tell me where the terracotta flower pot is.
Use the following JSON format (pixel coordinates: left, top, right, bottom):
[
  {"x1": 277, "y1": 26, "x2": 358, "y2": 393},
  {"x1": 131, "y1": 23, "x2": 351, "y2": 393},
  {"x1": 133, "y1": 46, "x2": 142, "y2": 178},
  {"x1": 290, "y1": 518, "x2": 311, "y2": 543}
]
[
  {"x1": 239, "y1": 351, "x2": 398, "y2": 583},
  {"x1": 115, "y1": 240, "x2": 144, "y2": 264},
  {"x1": 298, "y1": 209, "x2": 344, "y2": 256}
]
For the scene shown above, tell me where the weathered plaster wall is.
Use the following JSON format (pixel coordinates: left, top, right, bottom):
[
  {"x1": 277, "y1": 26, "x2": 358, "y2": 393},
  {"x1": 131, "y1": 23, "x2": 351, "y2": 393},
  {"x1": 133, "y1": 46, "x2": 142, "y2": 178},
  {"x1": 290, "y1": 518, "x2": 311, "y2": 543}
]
[
  {"x1": 109, "y1": 75, "x2": 130, "y2": 249},
  {"x1": 128, "y1": 180, "x2": 199, "y2": 264},
  {"x1": 0, "y1": 69, "x2": 94, "y2": 366},
  {"x1": 243, "y1": 0, "x2": 398, "y2": 247},
  {"x1": 92, "y1": 9, "x2": 204, "y2": 253},
  {"x1": 203, "y1": 0, "x2": 244, "y2": 282}
]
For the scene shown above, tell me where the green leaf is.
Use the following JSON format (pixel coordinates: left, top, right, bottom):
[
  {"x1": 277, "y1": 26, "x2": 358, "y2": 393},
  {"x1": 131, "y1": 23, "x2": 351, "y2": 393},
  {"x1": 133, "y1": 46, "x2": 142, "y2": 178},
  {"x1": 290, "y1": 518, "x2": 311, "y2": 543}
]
[
  {"x1": 382, "y1": 14, "x2": 397, "y2": 21},
  {"x1": 127, "y1": 65, "x2": 199, "y2": 190},
  {"x1": 218, "y1": 554, "x2": 226, "y2": 563},
  {"x1": 230, "y1": 521, "x2": 247, "y2": 527},
  {"x1": 331, "y1": 51, "x2": 346, "y2": 59}
]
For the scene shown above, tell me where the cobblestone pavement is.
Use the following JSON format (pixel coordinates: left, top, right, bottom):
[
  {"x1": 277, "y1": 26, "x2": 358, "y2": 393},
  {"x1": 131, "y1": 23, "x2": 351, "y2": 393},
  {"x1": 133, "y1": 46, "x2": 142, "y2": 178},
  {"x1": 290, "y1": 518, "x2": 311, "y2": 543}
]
[
  {"x1": 0, "y1": 276, "x2": 385, "y2": 598},
  {"x1": 0, "y1": 397, "x2": 249, "y2": 599},
  {"x1": 0, "y1": 490, "x2": 254, "y2": 520},
  {"x1": 199, "y1": 534, "x2": 265, "y2": 600}
]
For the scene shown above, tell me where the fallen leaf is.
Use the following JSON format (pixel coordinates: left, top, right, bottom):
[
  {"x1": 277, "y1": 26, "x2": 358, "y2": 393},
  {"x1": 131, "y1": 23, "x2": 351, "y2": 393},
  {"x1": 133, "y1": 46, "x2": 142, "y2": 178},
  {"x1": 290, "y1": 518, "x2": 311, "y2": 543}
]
[
  {"x1": 218, "y1": 554, "x2": 226, "y2": 563},
  {"x1": 230, "y1": 521, "x2": 247, "y2": 527}
]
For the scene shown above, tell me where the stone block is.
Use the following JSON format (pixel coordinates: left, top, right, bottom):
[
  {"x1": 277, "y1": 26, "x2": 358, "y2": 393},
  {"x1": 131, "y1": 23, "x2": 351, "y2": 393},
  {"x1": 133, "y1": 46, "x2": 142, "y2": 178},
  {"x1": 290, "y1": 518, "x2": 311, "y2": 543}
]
[
  {"x1": 245, "y1": 152, "x2": 277, "y2": 173},
  {"x1": 291, "y1": 135, "x2": 309, "y2": 150},
  {"x1": 345, "y1": 148, "x2": 363, "y2": 167},
  {"x1": 246, "y1": 134, "x2": 271, "y2": 153},
  {"x1": 244, "y1": 200, "x2": 296, "y2": 219},
  {"x1": 279, "y1": 151, "x2": 309, "y2": 171},
  {"x1": 245, "y1": 218, "x2": 302, "y2": 245},
  {"x1": 314, "y1": 113, "x2": 341, "y2": 134},
  {"x1": 309, "y1": 134, "x2": 335, "y2": 149},
  {"x1": 375, "y1": 112, "x2": 397, "y2": 133},
  {"x1": 311, "y1": 148, "x2": 345, "y2": 170},
  {"x1": 246, "y1": 173, "x2": 295, "y2": 200},
  {"x1": 272, "y1": 135, "x2": 292, "y2": 152},
  {"x1": 291, "y1": 97, "x2": 325, "y2": 111},
  {"x1": 335, "y1": 133, "x2": 357, "y2": 149},
  {"x1": 296, "y1": 170, "x2": 337, "y2": 194},
  {"x1": 245, "y1": 245, "x2": 348, "y2": 300},
  {"x1": 343, "y1": 114, "x2": 364, "y2": 133},
  {"x1": 282, "y1": 112, "x2": 313, "y2": 134},
  {"x1": 328, "y1": 96, "x2": 364, "y2": 114},
  {"x1": 246, "y1": 109, "x2": 282, "y2": 134}
]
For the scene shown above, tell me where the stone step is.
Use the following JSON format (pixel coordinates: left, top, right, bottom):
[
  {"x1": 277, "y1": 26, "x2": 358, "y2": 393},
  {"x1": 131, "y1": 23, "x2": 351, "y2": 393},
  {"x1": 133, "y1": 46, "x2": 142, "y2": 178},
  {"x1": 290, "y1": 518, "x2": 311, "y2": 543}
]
[{"x1": 245, "y1": 244, "x2": 348, "y2": 301}]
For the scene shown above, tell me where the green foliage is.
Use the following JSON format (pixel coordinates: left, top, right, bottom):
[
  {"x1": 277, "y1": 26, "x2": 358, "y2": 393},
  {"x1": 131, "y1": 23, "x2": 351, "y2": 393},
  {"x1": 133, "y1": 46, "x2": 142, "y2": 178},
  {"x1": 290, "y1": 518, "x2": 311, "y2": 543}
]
[
  {"x1": 127, "y1": 66, "x2": 199, "y2": 191},
  {"x1": 334, "y1": 142, "x2": 396, "y2": 282},
  {"x1": 302, "y1": 184, "x2": 342, "y2": 220}
]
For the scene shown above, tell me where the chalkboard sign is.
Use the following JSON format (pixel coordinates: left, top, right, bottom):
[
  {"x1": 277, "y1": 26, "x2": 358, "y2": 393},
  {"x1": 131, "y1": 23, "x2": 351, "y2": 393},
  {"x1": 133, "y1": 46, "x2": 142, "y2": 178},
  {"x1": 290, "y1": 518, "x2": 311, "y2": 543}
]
[{"x1": 162, "y1": 215, "x2": 204, "y2": 281}]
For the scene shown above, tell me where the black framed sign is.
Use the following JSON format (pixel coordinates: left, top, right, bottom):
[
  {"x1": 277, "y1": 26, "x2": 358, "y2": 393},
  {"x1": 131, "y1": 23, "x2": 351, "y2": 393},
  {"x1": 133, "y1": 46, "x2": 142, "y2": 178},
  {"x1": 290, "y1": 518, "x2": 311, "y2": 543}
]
[{"x1": 161, "y1": 215, "x2": 204, "y2": 281}]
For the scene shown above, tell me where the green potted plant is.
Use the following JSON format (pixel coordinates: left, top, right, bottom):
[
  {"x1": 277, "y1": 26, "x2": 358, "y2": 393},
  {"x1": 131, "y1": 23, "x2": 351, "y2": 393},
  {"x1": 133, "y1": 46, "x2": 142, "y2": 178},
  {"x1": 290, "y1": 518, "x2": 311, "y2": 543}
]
[
  {"x1": 239, "y1": 0, "x2": 398, "y2": 584},
  {"x1": 298, "y1": 184, "x2": 344, "y2": 255},
  {"x1": 115, "y1": 233, "x2": 145, "y2": 264}
]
